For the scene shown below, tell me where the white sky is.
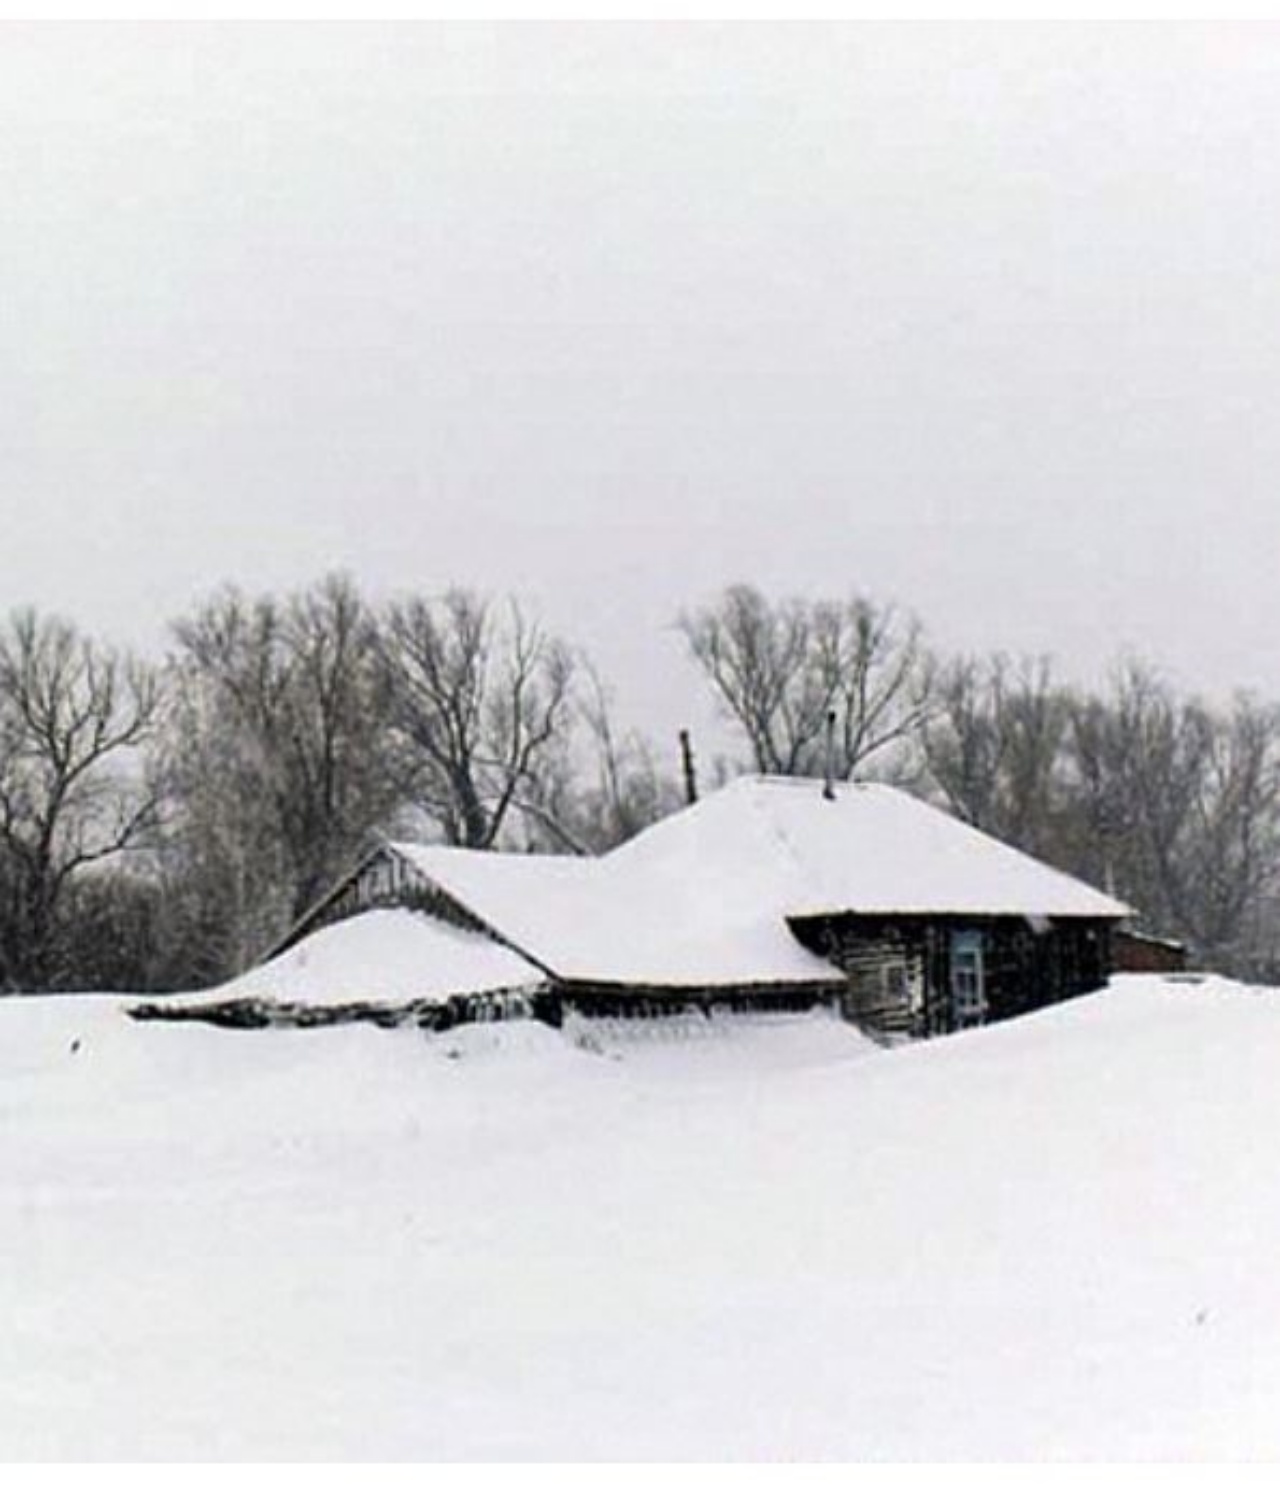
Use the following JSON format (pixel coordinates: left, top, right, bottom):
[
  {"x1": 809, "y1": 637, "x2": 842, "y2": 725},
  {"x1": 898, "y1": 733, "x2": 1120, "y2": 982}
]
[{"x1": 3, "y1": 23, "x2": 1279, "y2": 751}]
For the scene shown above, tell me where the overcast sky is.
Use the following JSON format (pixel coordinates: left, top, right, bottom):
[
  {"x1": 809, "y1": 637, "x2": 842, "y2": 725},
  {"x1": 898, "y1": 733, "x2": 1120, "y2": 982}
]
[{"x1": 3, "y1": 23, "x2": 1280, "y2": 748}]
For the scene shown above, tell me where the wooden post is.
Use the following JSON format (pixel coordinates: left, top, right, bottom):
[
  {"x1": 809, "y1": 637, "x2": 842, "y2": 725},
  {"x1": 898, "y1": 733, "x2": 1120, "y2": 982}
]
[
  {"x1": 679, "y1": 729, "x2": 698, "y2": 805},
  {"x1": 823, "y1": 710, "x2": 837, "y2": 800}
]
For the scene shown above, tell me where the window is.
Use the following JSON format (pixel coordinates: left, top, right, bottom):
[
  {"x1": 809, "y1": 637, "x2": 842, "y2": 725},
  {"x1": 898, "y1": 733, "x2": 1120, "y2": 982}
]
[{"x1": 949, "y1": 931, "x2": 987, "y2": 1027}]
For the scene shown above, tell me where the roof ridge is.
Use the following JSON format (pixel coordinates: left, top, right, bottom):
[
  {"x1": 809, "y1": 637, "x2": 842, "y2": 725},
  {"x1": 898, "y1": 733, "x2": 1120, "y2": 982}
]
[{"x1": 735, "y1": 773, "x2": 888, "y2": 793}]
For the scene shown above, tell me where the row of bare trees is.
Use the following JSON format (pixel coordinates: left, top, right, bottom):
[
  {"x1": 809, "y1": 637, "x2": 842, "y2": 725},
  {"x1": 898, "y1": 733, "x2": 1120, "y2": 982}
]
[
  {"x1": 0, "y1": 576, "x2": 685, "y2": 991},
  {"x1": 145, "y1": 577, "x2": 688, "y2": 990},
  {"x1": 920, "y1": 653, "x2": 1280, "y2": 974},
  {"x1": 1, "y1": 577, "x2": 1278, "y2": 991},
  {"x1": 683, "y1": 587, "x2": 1280, "y2": 976}
]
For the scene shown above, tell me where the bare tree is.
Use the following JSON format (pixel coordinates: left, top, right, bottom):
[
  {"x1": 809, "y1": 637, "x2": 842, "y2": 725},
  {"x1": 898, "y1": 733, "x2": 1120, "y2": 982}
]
[
  {"x1": 1066, "y1": 663, "x2": 1214, "y2": 935},
  {"x1": 919, "y1": 655, "x2": 1007, "y2": 831},
  {"x1": 922, "y1": 654, "x2": 1069, "y2": 858},
  {"x1": 148, "y1": 663, "x2": 299, "y2": 981},
  {"x1": 679, "y1": 585, "x2": 932, "y2": 779},
  {"x1": 517, "y1": 663, "x2": 683, "y2": 853},
  {"x1": 1058, "y1": 689, "x2": 1135, "y2": 894},
  {"x1": 376, "y1": 590, "x2": 576, "y2": 849},
  {"x1": 1056, "y1": 663, "x2": 1280, "y2": 969},
  {"x1": 162, "y1": 574, "x2": 401, "y2": 972},
  {"x1": 575, "y1": 665, "x2": 683, "y2": 848},
  {"x1": 0, "y1": 610, "x2": 159, "y2": 989},
  {"x1": 1165, "y1": 691, "x2": 1280, "y2": 963}
]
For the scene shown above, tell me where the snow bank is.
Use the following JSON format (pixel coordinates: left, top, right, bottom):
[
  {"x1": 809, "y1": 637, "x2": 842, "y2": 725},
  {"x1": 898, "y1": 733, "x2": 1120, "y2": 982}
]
[
  {"x1": 562, "y1": 1005, "x2": 881, "y2": 1073},
  {"x1": 6, "y1": 975, "x2": 1280, "y2": 1459}
]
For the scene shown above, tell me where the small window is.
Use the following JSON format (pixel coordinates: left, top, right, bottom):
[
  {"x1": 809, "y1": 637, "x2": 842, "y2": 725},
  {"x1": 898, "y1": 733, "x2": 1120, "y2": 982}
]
[
  {"x1": 881, "y1": 962, "x2": 909, "y2": 1001},
  {"x1": 949, "y1": 931, "x2": 987, "y2": 1026}
]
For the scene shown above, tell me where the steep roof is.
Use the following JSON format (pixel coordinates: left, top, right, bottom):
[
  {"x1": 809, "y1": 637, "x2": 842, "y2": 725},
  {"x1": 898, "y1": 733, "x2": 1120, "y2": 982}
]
[
  {"x1": 386, "y1": 777, "x2": 1127, "y2": 989},
  {"x1": 614, "y1": 777, "x2": 1132, "y2": 922}
]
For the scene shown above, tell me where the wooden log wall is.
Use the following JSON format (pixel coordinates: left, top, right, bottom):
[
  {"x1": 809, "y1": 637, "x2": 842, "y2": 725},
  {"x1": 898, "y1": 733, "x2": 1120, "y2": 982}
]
[
  {"x1": 790, "y1": 914, "x2": 1114, "y2": 1041},
  {"x1": 550, "y1": 982, "x2": 839, "y2": 1023},
  {"x1": 129, "y1": 986, "x2": 541, "y2": 1033}
]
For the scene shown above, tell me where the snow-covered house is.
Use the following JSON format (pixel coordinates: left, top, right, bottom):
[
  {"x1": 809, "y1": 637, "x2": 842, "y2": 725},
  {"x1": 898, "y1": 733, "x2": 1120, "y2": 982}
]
[{"x1": 266, "y1": 777, "x2": 1130, "y2": 1041}]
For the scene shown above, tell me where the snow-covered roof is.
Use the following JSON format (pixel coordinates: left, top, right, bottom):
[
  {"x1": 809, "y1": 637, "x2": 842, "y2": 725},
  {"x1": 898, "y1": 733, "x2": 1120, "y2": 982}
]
[
  {"x1": 384, "y1": 777, "x2": 1127, "y2": 989},
  {"x1": 390, "y1": 838, "x2": 842, "y2": 989},
  {"x1": 613, "y1": 777, "x2": 1133, "y2": 922},
  {"x1": 391, "y1": 842, "x2": 599, "y2": 970},
  {"x1": 180, "y1": 908, "x2": 546, "y2": 1009}
]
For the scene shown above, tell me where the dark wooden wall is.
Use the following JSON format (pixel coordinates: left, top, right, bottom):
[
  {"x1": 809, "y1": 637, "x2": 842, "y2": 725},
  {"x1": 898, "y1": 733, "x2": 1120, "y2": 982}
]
[
  {"x1": 789, "y1": 913, "x2": 1114, "y2": 1041},
  {"x1": 548, "y1": 981, "x2": 838, "y2": 1024},
  {"x1": 1112, "y1": 930, "x2": 1187, "y2": 974}
]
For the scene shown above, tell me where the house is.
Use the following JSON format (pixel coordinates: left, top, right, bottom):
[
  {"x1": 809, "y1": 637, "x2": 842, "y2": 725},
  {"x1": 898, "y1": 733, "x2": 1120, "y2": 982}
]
[{"x1": 260, "y1": 776, "x2": 1130, "y2": 1042}]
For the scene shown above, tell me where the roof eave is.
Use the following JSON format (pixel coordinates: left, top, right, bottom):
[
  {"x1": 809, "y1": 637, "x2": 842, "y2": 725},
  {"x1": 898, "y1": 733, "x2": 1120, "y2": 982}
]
[{"x1": 787, "y1": 903, "x2": 1131, "y2": 923}]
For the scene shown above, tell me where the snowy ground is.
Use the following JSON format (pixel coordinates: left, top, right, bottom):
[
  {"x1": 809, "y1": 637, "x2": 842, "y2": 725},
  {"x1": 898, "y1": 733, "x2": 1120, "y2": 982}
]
[{"x1": 3, "y1": 975, "x2": 1280, "y2": 1460}]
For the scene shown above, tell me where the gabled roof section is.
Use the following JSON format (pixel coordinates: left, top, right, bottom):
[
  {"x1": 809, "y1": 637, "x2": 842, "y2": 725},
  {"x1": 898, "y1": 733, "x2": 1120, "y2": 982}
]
[
  {"x1": 388, "y1": 842, "x2": 598, "y2": 978},
  {"x1": 388, "y1": 837, "x2": 845, "y2": 990},
  {"x1": 614, "y1": 777, "x2": 1131, "y2": 922},
  {"x1": 183, "y1": 907, "x2": 545, "y2": 1009}
]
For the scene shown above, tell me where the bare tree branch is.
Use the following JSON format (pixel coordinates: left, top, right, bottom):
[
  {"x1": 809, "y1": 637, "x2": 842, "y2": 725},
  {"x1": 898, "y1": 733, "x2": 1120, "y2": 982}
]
[
  {"x1": 679, "y1": 585, "x2": 932, "y2": 780},
  {"x1": 376, "y1": 590, "x2": 576, "y2": 849}
]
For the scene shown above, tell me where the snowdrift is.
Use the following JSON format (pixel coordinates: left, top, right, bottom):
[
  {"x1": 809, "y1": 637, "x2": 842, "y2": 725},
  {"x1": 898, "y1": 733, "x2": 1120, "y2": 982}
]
[{"x1": 5, "y1": 974, "x2": 1280, "y2": 1459}]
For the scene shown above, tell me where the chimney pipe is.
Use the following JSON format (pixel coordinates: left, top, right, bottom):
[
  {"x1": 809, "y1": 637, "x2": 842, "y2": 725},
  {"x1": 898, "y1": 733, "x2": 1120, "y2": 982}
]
[
  {"x1": 679, "y1": 729, "x2": 699, "y2": 805},
  {"x1": 822, "y1": 710, "x2": 837, "y2": 801}
]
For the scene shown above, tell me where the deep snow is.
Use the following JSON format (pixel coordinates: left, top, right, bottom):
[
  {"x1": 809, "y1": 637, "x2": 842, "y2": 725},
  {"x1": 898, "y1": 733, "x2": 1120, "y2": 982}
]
[{"x1": 3, "y1": 976, "x2": 1279, "y2": 1460}]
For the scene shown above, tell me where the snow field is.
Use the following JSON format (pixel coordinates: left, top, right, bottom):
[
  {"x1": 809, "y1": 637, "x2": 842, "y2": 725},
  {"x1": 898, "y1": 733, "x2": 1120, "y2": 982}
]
[{"x1": 2, "y1": 977, "x2": 1279, "y2": 1459}]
